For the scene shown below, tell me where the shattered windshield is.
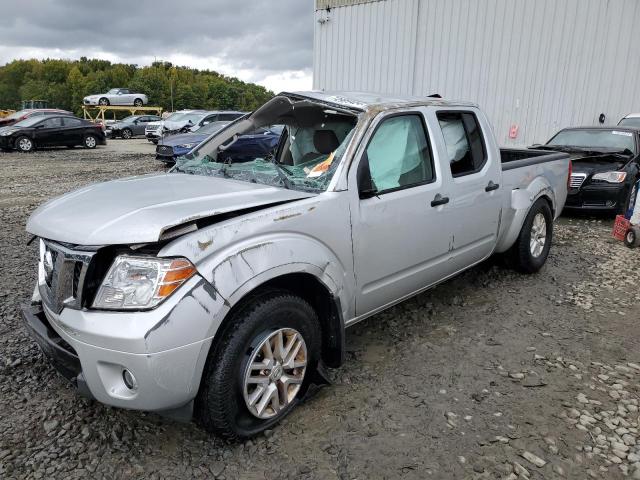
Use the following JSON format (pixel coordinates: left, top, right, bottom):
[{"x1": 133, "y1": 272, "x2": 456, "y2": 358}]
[
  {"x1": 547, "y1": 129, "x2": 637, "y2": 155},
  {"x1": 173, "y1": 96, "x2": 358, "y2": 193}
]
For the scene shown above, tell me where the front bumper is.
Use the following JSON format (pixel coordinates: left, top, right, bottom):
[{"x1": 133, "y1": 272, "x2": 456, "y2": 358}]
[
  {"x1": 564, "y1": 183, "x2": 628, "y2": 212},
  {"x1": 22, "y1": 276, "x2": 228, "y2": 413},
  {"x1": 0, "y1": 135, "x2": 14, "y2": 149},
  {"x1": 83, "y1": 99, "x2": 100, "y2": 106}
]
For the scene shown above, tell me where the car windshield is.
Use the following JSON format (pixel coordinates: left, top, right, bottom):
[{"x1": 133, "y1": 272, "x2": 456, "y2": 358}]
[
  {"x1": 165, "y1": 112, "x2": 188, "y2": 122},
  {"x1": 173, "y1": 97, "x2": 358, "y2": 193},
  {"x1": 5, "y1": 110, "x2": 29, "y2": 120},
  {"x1": 198, "y1": 121, "x2": 230, "y2": 135},
  {"x1": 108, "y1": 89, "x2": 120, "y2": 94},
  {"x1": 120, "y1": 116, "x2": 136, "y2": 123},
  {"x1": 12, "y1": 116, "x2": 45, "y2": 127},
  {"x1": 181, "y1": 113, "x2": 206, "y2": 124},
  {"x1": 547, "y1": 129, "x2": 636, "y2": 154},
  {"x1": 618, "y1": 117, "x2": 640, "y2": 128}
]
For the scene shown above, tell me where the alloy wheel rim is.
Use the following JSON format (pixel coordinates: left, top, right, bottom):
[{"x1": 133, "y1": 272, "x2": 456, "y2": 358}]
[
  {"x1": 86, "y1": 136, "x2": 96, "y2": 148},
  {"x1": 123, "y1": 130, "x2": 131, "y2": 139},
  {"x1": 19, "y1": 138, "x2": 32, "y2": 151},
  {"x1": 530, "y1": 213, "x2": 547, "y2": 257},
  {"x1": 243, "y1": 328, "x2": 307, "y2": 419}
]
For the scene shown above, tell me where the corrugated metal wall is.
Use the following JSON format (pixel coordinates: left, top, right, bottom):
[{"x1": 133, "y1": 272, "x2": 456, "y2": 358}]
[{"x1": 313, "y1": 0, "x2": 640, "y2": 146}]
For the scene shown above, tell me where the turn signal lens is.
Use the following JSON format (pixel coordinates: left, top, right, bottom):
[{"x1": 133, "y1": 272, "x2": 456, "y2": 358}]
[{"x1": 157, "y1": 260, "x2": 197, "y2": 298}]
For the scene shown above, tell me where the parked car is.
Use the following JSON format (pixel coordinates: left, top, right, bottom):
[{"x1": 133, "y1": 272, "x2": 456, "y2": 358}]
[
  {"x1": 536, "y1": 126, "x2": 640, "y2": 214},
  {"x1": 107, "y1": 115, "x2": 162, "y2": 139},
  {"x1": 0, "y1": 109, "x2": 73, "y2": 128},
  {"x1": 618, "y1": 114, "x2": 640, "y2": 128},
  {"x1": 146, "y1": 110, "x2": 245, "y2": 144},
  {"x1": 0, "y1": 115, "x2": 106, "y2": 152},
  {"x1": 83, "y1": 89, "x2": 148, "y2": 107},
  {"x1": 156, "y1": 122, "x2": 281, "y2": 164},
  {"x1": 22, "y1": 92, "x2": 569, "y2": 439}
]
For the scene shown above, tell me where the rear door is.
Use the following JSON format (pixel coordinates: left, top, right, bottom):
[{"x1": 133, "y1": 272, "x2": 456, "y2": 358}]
[
  {"x1": 350, "y1": 110, "x2": 454, "y2": 315},
  {"x1": 430, "y1": 108, "x2": 502, "y2": 269},
  {"x1": 61, "y1": 117, "x2": 86, "y2": 144}
]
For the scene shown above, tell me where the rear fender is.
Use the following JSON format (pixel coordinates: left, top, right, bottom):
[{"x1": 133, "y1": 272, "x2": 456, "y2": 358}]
[{"x1": 496, "y1": 177, "x2": 555, "y2": 253}]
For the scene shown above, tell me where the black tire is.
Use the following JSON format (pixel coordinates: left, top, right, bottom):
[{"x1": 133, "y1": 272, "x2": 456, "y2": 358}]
[
  {"x1": 624, "y1": 226, "x2": 640, "y2": 249},
  {"x1": 121, "y1": 128, "x2": 132, "y2": 139},
  {"x1": 98, "y1": 97, "x2": 109, "y2": 106},
  {"x1": 151, "y1": 139, "x2": 158, "y2": 145},
  {"x1": 15, "y1": 135, "x2": 34, "y2": 152},
  {"x1": 619, "y1": 183, "x2": 638, "y2": 216},
  {"x1": 133, "y1": 98, "x2": 143, "y2": 107},
  {"x1": 83, "y1": 134, "x2": 98, "y2": 149},
  {"x1": 195, "y1": 292, "x2": 321, "y2": 440},
  {"x1": 509, "y1": 198, "x2": 553, "y2": 274}
]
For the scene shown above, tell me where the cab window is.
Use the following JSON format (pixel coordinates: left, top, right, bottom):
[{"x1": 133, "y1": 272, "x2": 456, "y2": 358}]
[
  {"x1": 364, "y1": 114, "x2": 434, "y2": 193},
  {"x1": 437, "y1": 111, "x2": 487, "y2": 177}
]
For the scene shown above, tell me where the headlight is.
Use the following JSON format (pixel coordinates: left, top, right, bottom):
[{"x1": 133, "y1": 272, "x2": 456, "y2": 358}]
[
  {"x1": 178, "y1": 143, "x2": 197, "y2": 149},
  {"x1": 0, "y1": 130, "x2": 15, "y2": 136},
  {"x1": 592, "y1": 171, "x2": 627, "y2": 183},
  {"x1": 92, "y1": 256, "x2": 197, "y2": 310}
]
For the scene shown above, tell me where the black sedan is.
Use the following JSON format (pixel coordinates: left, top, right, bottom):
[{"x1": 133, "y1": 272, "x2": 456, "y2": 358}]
[
  {"x1": 0, "y1": 115, "x2": 106, "y2": 152},
  {"x1": 537, "y1": 127, "x2": 640, "y2": 214},
  {"x1": 107, "y1": 114, "x2": 161, "y2": 139}
]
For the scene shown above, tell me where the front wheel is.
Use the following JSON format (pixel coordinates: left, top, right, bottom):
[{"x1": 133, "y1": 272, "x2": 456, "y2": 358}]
[
  {"x1": 121, "y1": 128, "x2": 132, "y2": 139},
  {"x1": 98, "y1": 97, "x2": 109, "y2": 106},
  {"x1": 509, "y1": 198, "x2": 553, "y2": 273},
  {"x1": 15, "y1": 135, "x2": 34, "y2": 152},
  {"x1": 195, "y1": 292, "x2": 320, "y2": 439},
  {"x1": 83, "y1": 134, "x2": 98, "y2": 149}
]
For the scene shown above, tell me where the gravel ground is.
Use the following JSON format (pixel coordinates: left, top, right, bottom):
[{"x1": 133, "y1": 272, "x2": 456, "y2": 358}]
[{"x1": 1, "y1": 145, "x2": 639, "y2": 479}]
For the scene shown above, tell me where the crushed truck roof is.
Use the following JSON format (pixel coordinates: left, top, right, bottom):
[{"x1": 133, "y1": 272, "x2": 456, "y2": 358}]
[{"x1": 282, "y1": 90, "x2": 477, "y2": 112}]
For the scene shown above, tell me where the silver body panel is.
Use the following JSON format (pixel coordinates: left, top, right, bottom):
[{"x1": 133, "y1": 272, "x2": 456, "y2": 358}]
[
  {"x1": 83, "y1": 90, "x2": 148, "y2": 106},
  {"x1": 25, "y1": 92, "x2": 569, "y2": 412}
]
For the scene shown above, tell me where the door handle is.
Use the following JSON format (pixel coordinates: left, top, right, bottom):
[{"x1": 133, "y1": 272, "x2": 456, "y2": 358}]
[
  {"x1": 431, "y1": 193, "x2": 450, "y2": 207},
  {"x1": 485, "y1": 181, "x2": 500, "y2": 192}
]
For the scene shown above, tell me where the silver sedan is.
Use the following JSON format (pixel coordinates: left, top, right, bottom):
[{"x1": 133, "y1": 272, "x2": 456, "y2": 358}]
[{"x1": 83, "y1": 89, "x2": 148, "y2": 107}]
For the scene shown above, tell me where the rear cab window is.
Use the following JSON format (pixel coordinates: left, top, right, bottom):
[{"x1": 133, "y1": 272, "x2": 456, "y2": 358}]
[{"x1": 436, "y1": 111, "x2": 487, "y2": 177}]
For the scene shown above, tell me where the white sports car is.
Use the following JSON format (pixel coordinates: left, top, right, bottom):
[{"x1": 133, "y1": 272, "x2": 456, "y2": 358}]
[{"x1": 83, "y1": 88, "x2": 148, "y2": 107}]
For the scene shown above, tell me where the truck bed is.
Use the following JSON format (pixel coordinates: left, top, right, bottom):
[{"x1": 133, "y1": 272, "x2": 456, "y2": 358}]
[{"x1": 500, "y1": 148, "x2": 567, "y2": 171}]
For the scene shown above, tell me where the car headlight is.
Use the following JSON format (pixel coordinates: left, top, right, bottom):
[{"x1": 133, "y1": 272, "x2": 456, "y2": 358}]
[
  {"x1": 0, "y1": 130, "x2": 14, "y2": 136},
  {"x1": 592, "y1": 172, "x2": 627, "y2": 183},
  {"x1": 178, "y1": 143, "x2": 197, "y2": 149},
  {"x1": 92, "y1": 256, "x2": 197, "y2": 310}
]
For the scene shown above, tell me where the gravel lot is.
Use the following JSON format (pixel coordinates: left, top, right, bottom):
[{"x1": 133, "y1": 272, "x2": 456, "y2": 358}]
[{"x1": 1, "y1": 143, "x2": 639, "y2": 479}]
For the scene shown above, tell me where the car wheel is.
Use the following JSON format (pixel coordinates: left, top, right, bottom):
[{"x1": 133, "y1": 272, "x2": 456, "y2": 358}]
[
  {"x1": 15, "y1": 136, "x2": 34, "y2": 152},
  {"x1": 83, "y1": 134, "x2": 98, "y2": 149},
  {"x1": 195, "y1": 292, "x2": 320, "y2": 440},
  {"x1": 509, "y1": 198, "x2": 553, "y2": 274},
  {"x1": 624, "y1": 226, "x2": 640, "y2": 249},
  {"x1": 121, "y1": 128, "x2": 132, "y2": 139},
  {"x1": 619, "y1": 183, "x2": 638, "y2": 216},
  {"x1": 151, "y1": 139, "x2": 158, "y2": 145},
  {"x1": 133, "y1": 98, "x2": 143, "y2": 107},
  {"x1": 98, "y1": 97, "x2": 109, "y2": 106}
]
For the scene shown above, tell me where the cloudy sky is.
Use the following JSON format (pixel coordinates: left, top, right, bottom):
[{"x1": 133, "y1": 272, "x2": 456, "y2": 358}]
[{"x1": 0, "y1": 0, "x2": 314, "y2": 92}]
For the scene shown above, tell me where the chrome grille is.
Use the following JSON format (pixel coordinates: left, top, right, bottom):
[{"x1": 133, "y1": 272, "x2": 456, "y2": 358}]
[
  {"x1": 38, "y1": 240, "x2": 95, "y2": 314},
  {"x1": 569, "y1": 173, "x2": 587, "y2": 189}
]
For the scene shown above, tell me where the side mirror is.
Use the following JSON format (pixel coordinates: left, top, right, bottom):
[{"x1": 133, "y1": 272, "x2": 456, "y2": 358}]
[{"x1": 357, "y1": 152, "x2": 378, "y2": 199}]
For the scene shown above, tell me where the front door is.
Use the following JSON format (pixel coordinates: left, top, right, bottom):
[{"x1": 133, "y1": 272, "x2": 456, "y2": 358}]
[{"x1": 351, "y1": 111, "x2": 454, "y2": 316}]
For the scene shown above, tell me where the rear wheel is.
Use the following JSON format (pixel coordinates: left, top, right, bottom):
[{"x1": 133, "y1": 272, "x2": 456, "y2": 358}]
[
  {"x1": 98, "y1": 97, "x2": 109, "y2": 106},
  {"x1": 121, "y1": 128, "x2": 132, "y2": 139},
  {"x1": 133, "y1": 98, "x2": 143, "y2": 107},
  {"x1": 83, "y1": 134, "x2": 97, "y2": 149},
  {"x1": 15, "y1": 136, "x2": 34, "y2": 152},
  {"x1": 624, "y1": 226, "x2": 640, "y2": 249},
  {"x1": 509, "y1": 198, "x2": 553, "y2": 273},
  {"x1": 195, "y1": 292, "x2": 320, "y2": 439}
]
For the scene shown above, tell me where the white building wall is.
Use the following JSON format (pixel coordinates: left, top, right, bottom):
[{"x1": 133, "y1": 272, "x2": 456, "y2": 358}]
[{"x1": 313, "y1": 0, "x2": 640, "y2": 146}]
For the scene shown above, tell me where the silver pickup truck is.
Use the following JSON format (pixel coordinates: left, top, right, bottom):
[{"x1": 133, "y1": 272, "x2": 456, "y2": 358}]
[{"x1": 22, "y1": 92, "x2": 570, "y2": 439}]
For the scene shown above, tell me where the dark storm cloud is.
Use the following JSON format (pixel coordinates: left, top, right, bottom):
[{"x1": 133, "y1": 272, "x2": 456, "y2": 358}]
[{"x1": 0, "y1": 0, "x2": 313, "y2": 72}]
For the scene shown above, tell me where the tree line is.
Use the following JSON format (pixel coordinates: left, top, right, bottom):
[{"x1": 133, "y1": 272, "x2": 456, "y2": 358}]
[{"x1": 0, "y1": 58, "x2": 274, "y2": 114}]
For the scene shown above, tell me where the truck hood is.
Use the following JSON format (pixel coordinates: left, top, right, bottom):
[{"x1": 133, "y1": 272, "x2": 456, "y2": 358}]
[{"x1": 26, "y1": 173, "x2": 314, "y2": 245}]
